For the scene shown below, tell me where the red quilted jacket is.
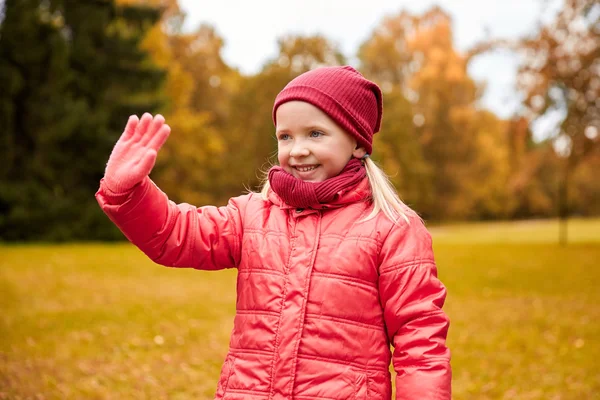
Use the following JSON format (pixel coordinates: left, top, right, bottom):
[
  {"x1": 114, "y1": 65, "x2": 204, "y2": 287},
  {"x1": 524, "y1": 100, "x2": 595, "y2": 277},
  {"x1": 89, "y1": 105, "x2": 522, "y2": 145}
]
[{"x1": 96, "y1": 176, "x2": 451, "y2": 399}]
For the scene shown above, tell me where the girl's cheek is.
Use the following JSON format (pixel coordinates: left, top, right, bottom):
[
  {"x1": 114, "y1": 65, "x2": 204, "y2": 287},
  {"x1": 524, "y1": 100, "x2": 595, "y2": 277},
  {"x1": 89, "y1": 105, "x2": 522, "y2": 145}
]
[
  {"x1": 277, "y1": 141, "x2": 291, "y2": 154},
  {"x1": 276, "y1": 150, "x2": 287, "y2": 165}
]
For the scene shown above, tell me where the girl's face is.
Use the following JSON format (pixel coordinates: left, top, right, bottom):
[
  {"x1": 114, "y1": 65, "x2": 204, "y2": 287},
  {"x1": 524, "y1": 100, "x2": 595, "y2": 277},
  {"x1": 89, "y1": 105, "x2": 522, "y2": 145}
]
[{"x1": 276, "y1": 101, "x2": 366, "y2": 182}]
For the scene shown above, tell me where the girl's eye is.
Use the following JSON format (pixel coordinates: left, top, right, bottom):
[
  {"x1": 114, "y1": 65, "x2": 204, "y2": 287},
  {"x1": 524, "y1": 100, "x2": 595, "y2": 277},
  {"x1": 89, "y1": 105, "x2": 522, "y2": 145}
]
[
  {"x1": 310, "y1": 130, "x2": 323, "y2": 138},
  {"x1": 278, "y1": 134, "x2": 290, "y2": 141}
]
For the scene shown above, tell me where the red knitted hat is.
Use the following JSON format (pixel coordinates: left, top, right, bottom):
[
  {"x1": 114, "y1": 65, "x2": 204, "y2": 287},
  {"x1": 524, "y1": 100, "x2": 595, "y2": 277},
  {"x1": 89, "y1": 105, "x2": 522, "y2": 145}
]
[{"x1": 272, "y1": 66, "x2": 383, "y2": 155}]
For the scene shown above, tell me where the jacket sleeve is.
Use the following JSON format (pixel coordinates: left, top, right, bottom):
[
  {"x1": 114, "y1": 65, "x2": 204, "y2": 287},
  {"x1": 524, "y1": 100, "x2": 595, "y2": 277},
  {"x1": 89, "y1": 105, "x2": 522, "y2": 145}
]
[
  {"x1": 378, "y1": 213, "x2": 451, "y2": 400},
  {"x1": 95, "y1": 176, "x2": 245, "y2": 270}
]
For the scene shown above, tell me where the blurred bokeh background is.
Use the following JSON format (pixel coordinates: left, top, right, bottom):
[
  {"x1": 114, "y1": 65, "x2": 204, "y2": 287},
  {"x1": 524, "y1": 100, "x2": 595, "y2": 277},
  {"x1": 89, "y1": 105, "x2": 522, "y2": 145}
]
[{"x1": 0, "y1": 0, "x2": 598, "y2": 399}]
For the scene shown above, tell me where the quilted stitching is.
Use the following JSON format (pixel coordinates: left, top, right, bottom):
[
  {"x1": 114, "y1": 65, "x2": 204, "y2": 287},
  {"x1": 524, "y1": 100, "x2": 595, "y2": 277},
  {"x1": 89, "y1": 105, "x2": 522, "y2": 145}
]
[{"x1": 96, "y1": 177, "x2": 450, "y2": 400}]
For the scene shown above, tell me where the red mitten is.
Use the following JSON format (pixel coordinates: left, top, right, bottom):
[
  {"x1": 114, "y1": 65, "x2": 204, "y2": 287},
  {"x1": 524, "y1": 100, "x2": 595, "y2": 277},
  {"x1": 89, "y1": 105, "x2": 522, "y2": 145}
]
[{"x1": 103, "y1": 113, "x2": 171, "y2": 194}]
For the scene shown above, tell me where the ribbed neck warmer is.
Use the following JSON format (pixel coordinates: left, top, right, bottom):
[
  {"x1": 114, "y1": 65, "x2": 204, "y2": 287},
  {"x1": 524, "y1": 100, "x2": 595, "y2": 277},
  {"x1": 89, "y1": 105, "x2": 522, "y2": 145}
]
[{"x1": 268, "y1": 159, "x2": 366, "y2": 209}]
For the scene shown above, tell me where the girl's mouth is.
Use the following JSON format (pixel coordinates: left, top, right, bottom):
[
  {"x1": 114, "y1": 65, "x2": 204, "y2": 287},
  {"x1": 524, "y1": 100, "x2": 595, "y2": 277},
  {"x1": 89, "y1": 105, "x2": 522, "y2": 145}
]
[{"x1": 294, "y1": 165, "x2": 319, "y2": 172}]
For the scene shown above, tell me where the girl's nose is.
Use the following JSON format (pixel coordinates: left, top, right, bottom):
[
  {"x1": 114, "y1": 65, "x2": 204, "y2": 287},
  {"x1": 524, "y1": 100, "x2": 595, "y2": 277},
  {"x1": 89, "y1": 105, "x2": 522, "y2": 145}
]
[{"x1": 289, "y1": 140, "x2": 310, "y2": 158}]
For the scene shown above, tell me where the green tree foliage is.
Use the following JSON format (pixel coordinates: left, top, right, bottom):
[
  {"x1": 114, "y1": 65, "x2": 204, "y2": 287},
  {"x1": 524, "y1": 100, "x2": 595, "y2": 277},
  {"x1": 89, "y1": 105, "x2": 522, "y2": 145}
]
[{"x1": 0, "y1": 0, "x2": 166, "y2": 240}]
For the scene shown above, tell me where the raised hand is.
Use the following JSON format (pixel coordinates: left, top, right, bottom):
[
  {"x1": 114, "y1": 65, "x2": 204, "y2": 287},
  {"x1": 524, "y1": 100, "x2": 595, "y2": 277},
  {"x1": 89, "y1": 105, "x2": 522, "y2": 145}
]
[{"x1": 103, "y1": 113, "x2": 171, "y2": 193}]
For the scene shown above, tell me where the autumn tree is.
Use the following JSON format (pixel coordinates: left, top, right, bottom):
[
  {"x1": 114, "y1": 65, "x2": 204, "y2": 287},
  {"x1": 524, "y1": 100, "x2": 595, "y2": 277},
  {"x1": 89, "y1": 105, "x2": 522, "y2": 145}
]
[
  {"x1": 359, "y1": 7, "x2": 512, "y2": 219},
  {"x1": 517, "y1": 0, "x2": 599, "y2": 242},
  {"x1": 504, "y1": 117, "x2": 556, "y2": 218}
]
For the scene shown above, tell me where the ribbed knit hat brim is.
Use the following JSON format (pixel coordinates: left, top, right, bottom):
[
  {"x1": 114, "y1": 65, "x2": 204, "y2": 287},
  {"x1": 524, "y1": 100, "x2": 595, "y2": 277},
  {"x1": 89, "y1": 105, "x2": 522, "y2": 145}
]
[{"x1": 272, "y1": 66, "x2": 382, "y2": 154}]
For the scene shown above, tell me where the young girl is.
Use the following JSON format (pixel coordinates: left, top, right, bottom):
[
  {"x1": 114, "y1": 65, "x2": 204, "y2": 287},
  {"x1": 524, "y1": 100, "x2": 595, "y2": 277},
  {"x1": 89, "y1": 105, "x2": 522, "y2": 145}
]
[{"x1": 96, "y1": 66, "x2": 451, "y2": 400}]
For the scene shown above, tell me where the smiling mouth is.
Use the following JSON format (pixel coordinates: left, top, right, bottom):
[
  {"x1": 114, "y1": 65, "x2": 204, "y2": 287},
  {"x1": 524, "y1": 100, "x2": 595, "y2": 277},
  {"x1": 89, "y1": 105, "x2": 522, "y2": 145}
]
[{"x1": 294, "y1": 165, "x2": 319, "y2": 172}]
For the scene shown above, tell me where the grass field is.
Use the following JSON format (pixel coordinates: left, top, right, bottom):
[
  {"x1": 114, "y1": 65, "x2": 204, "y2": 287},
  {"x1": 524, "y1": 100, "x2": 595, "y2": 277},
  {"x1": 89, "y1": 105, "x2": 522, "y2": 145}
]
[{"x1": 1, "y1": 218, "x2": 599, "y2": 399}]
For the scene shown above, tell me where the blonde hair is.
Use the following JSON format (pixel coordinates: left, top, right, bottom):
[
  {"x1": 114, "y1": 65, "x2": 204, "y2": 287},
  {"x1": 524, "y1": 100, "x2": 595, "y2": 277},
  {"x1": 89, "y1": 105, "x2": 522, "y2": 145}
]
[{"x1": 259, "y1": 157, "x2": 410, "y2": 224}]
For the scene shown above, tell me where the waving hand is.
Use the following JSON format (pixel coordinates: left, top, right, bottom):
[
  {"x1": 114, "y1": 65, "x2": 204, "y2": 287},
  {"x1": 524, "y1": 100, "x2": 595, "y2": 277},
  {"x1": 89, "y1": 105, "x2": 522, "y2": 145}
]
[{"x1": 103, "y1": 113, "x2": 171, "y2": 193}]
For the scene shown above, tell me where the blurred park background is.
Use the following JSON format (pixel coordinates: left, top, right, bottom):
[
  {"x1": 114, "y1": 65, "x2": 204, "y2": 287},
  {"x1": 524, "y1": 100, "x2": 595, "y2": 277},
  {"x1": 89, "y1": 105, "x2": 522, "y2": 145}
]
[{"x1": 0, "y1": 0, "x2": 598, "y2": 399}]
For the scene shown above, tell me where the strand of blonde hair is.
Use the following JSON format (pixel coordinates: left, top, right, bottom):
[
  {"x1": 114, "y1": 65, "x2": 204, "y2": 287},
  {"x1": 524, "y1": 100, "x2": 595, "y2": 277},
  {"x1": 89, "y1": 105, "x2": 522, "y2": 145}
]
[{"x1": 362, "y1": 156, "x2": 409, "y2": 224}]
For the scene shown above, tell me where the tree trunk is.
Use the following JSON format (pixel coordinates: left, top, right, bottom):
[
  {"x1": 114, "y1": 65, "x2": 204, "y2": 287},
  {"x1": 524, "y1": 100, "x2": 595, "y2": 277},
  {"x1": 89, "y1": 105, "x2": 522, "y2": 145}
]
[{"x1": 558, "y1": 159, "x2": 570, "y2": 246}]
